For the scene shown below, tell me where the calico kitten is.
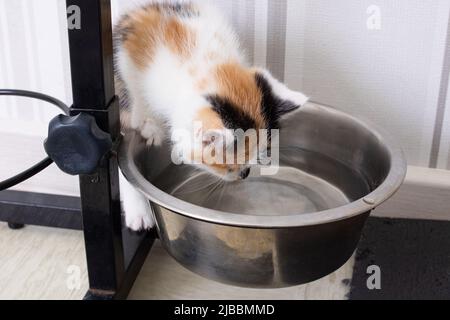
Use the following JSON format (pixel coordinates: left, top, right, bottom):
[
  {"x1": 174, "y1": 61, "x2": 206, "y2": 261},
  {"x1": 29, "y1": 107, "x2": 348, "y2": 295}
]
[{"x1": 115, "y1": 1, "x2": 308, "y2": 230}]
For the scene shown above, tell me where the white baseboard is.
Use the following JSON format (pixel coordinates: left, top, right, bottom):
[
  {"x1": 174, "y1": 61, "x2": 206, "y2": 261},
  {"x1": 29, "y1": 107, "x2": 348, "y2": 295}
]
[{"x1": 373, "y1": 166, "x2": 450, "y2": 221}]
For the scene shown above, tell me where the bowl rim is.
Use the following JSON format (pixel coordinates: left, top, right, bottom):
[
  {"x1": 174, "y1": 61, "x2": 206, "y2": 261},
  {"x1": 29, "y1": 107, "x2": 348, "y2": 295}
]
[{"x1": 119, "y1": 102, "x2": 407, "y2": 228}]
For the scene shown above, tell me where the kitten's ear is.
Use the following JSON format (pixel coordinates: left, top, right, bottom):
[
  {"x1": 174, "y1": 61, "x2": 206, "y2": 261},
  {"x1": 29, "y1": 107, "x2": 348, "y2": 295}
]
[{"x1": 255, "y1": 69, "x2": 309, "y2": 117}]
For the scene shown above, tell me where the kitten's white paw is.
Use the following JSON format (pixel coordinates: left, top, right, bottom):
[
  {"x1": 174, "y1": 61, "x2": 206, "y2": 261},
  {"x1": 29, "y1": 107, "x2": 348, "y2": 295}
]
[
  {"x1": 140, "y1": 119, "x2": 164, "y2": 146},
  {"x1": 120, "y1": 171, "x2": 155, "y2": 231},
  {"x1": 125, "y1": 210, "x2": 154, "y2": 231}
]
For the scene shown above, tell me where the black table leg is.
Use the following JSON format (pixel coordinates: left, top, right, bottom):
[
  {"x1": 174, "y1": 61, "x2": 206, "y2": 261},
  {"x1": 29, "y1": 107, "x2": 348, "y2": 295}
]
[{"x1": 66, "y1": 0, "x2": 154, "y2": 300}]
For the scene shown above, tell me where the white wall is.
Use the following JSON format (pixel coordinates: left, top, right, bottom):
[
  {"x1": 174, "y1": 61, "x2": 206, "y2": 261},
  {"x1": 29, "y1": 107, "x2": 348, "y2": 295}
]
[
  {"x1": 1, "y1": 0, "x2": 450, "y2": 194},
  {"x1": 289, "y1": 0, "x2": 450, "y2": 168},
  {"x1": 0, "y1": 0, "x2": 77, "y2": 195}
]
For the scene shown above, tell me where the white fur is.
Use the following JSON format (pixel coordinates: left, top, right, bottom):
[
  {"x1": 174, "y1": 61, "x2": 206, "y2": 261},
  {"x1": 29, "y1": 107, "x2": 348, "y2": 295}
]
[
  {"x1": 117, "y1": 2, "x2": 245, "y2": 230},
  {"x1": 117, "y1": 1, "x2": 308, "y2": 231},
  {"x1": 119, "y1": 171, "x2": 155, "y2": 230},
  {"x1": 117, "y1": 2, "x2": 243, "y2": 138},
  {"x1": 256, "y1": 68, "x2": 309, "y2": 107}
]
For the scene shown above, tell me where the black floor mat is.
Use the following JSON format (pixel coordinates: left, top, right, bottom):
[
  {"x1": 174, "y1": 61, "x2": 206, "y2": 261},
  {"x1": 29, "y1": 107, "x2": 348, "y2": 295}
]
[{"x1": 349, "y1": 217, "x2": 450, "y2": 300}]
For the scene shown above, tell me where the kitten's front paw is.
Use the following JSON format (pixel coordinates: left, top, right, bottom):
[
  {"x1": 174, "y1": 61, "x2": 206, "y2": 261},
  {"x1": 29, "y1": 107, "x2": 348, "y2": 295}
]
[
  {"x1": 125, "y1": 211, "x2": 154, "y2": 231},
  {"x1": 140, "y1": 119, "x2": 164, "y2": 146}
]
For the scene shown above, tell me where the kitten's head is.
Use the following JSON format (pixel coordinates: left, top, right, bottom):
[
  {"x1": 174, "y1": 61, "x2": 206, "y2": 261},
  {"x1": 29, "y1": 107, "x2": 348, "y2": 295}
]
[{"x1": 178, "y1": 63, "x2": 308, "y2": 181}]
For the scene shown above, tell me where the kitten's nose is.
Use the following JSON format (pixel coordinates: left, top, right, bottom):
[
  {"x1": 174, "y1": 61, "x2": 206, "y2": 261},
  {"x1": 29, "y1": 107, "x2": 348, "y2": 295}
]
[{"x1": 240, "y1": 167, "x2": 251, "y2": 180}]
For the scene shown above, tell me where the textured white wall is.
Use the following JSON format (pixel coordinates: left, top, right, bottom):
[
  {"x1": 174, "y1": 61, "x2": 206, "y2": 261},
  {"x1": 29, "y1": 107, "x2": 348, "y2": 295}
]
[
  {"x1": 1, "y1": 0, "x2": 450, "y2": 192},
  {"x1": 0, "y1": 0, "x2": 77, "y2": 194},
  {"x1": 291, "y1": 0, "x2": 450, "y2": 168},
  {"x1": 0, "y1": 0, "x2": 71, "y2": 136}
]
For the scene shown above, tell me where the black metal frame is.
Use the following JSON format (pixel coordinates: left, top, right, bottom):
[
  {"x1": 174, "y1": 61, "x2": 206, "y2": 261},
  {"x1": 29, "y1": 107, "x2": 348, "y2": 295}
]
[{"x1": 0, "y1": 0, "x2": 154, "y2": 300}]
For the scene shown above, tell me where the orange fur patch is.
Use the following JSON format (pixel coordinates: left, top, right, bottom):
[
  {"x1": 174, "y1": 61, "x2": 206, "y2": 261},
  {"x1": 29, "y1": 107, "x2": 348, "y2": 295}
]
[
  {"x1": 120, "y1": 7, "x2": 195, "y2": 69},
  {"x1": 214, "y1": 63, "x2": 265, "y2": 128},
  {"x1": 164, "y1": 18, "x2": 196, "y2": 58},
  {"x1": 194, "y1": 107, "x2": 224, "y2": 131},
  {"x1": 120, "y1": 8, "x2": 162, "y2": 69}
]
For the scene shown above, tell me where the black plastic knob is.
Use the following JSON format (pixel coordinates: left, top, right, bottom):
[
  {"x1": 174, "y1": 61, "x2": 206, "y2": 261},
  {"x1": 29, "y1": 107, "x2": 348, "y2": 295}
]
[{"x1": 44, "y1": 113, "x2": 112, "y2": 175}]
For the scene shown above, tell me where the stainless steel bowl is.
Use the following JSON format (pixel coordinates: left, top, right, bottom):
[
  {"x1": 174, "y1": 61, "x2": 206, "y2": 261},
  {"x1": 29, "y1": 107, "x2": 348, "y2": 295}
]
[{"x1": 119, "y1": 102, "x2": 406, "y2": 288}]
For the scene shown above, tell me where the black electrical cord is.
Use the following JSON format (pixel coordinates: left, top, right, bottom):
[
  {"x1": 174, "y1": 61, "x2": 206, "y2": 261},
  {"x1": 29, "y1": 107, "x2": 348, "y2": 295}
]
[{"x1": 0, "y1": 89, "x2": 69, "y2": 191}]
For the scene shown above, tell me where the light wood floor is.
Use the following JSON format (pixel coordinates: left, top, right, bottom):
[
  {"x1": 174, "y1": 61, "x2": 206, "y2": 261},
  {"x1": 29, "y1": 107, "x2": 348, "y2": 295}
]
[{"x1": 0, "y1": 222, "x2": 352, "y2": 300}]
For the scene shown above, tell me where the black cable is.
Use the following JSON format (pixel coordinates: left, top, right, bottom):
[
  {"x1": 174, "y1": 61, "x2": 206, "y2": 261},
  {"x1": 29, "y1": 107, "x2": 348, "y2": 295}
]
[
  {"x1": 0, "y1": 89, "x2": 69, "y2": 114},
  {"x1": 0, "y1": 89, "x2": 69, "y2": 191},
  {"x1": 0, "y1": 158, "x2": 54, "y2": 191}
]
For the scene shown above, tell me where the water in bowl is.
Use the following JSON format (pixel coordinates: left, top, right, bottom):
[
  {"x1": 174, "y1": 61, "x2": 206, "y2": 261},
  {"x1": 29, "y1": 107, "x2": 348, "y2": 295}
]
[{"x1": 152, "y1": 147, "x2": 370, "y2": 216}]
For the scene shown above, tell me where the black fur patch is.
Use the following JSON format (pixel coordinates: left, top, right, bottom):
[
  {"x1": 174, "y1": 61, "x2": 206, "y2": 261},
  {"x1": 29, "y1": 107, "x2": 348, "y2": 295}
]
[
  {"x1": 255, "y1": 73, "x2": 300, "y2": 130},
  {"x1": 206, "y1": 95, "x2": 256, "y2": 131}
]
